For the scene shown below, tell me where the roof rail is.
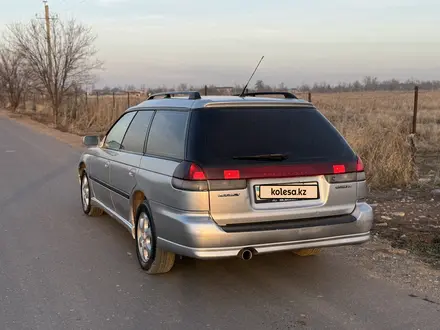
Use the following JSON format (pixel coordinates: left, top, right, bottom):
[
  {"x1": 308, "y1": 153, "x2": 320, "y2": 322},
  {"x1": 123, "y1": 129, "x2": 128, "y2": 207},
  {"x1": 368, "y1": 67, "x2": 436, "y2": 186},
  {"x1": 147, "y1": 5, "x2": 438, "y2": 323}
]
[
  {"x1": 147, "y1": 91, "x2": 201, "y2": 100},
  {"x1": 234, "y1": 91, "x2": 298, "y2": 99}
]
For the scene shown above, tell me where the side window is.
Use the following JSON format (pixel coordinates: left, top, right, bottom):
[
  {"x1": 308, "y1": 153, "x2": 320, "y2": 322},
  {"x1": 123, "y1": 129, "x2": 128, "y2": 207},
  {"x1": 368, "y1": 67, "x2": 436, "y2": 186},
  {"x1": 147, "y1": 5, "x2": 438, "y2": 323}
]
[
  {"x1": 120, "y1": 111, "x2": 154, "y2": 153},
  {"x1": 104, "y1": 111, "x2": 137, "y2": 150},
  {"x1": 146, "y1": 110, "x2": 189, "y2": 159}
]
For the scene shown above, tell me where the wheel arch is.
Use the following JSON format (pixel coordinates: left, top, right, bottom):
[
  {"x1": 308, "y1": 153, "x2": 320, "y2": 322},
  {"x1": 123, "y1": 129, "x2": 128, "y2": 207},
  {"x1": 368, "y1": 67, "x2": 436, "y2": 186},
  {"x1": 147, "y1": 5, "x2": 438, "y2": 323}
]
[
  {"x1": 130, "y1": 190, "x2": 149, "y2": 239},
  {"x1": 78, "y1": 162, "x2": 86, "y2": 182}
]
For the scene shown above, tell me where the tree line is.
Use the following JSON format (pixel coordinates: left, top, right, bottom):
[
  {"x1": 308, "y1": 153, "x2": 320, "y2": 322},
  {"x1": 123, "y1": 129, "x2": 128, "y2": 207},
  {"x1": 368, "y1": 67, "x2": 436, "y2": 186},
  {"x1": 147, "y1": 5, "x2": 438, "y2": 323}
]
[
  {"x1": 98, "y1": 76, "x2": 440, "y2": 98},
  {"x1": 242, "y1": 78, "x2": 440, "y2": 94},
  {"x1": 295, "y1": 76, "x2": 440, "y2": 93}
]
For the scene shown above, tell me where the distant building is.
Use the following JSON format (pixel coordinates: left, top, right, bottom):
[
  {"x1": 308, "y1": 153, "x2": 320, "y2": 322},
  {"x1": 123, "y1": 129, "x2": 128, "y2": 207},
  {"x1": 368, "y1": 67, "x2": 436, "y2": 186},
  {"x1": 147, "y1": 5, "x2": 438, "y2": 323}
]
[{"x1": 127, "y1": 90, "x2": 146, "y2": 98}]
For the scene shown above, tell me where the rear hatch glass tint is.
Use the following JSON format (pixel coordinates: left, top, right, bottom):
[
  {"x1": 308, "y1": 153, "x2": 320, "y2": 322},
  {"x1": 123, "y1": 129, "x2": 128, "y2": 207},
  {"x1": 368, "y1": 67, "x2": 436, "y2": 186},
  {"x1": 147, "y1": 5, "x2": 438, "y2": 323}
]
[{"x1": 187, "y1": 107, "x2": 356, "y2": 168}]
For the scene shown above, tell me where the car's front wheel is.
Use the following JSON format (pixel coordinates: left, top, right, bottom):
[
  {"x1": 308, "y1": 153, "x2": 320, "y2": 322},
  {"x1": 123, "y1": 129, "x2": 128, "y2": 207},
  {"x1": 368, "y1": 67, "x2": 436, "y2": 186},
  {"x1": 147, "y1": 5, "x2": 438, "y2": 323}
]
[
  {"x1": 135, "y1": 202, "x2": 175, "y2": 274},
  {"x1": 81, "y1": 172, "x2": 104, "y2": 217}
]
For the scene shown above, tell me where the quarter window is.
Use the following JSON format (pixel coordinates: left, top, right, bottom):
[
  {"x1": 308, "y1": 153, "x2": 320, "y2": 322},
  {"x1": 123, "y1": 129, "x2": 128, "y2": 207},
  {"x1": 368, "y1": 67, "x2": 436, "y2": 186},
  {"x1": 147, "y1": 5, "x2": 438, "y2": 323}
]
[{"x1": 146, "y1": 111, "x2": 189, "y2": 159}]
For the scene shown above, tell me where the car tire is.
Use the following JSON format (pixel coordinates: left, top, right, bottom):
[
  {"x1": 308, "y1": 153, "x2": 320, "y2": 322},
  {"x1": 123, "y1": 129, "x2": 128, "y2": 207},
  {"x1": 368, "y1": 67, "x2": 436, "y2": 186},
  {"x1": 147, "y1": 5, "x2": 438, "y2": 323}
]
[
  {"x1": 135, "y1": 201, "x2": 175, "y2": 275},
  {"x1": 293, "y1": 248, "x2": 322, "y2": 256},
  {"x1": 81, "y1": 171, "x2": 104, "y2": 217}
]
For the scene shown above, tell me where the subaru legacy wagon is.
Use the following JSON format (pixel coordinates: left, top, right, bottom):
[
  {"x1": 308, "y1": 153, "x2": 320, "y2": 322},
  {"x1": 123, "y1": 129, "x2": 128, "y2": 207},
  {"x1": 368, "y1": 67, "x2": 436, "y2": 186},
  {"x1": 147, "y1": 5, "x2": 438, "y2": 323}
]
[{"x1": 78, "y1": 91, "x2": 374, "y2": 274}]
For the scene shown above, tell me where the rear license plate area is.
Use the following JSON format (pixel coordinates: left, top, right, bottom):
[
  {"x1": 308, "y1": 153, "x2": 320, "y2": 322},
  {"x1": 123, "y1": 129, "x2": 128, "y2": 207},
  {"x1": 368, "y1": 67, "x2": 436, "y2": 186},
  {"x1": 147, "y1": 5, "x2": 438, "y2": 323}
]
[{"x1": 254, "y1": 182, "x2": 319, "y2": 204}]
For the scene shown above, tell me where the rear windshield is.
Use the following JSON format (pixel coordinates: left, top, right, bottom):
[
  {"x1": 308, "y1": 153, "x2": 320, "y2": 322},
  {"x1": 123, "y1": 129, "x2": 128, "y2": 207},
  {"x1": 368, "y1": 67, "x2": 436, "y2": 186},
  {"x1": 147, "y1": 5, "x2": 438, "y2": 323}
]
[{"x1": 187, "y1": 107, "x2": 356, "y2": 166}]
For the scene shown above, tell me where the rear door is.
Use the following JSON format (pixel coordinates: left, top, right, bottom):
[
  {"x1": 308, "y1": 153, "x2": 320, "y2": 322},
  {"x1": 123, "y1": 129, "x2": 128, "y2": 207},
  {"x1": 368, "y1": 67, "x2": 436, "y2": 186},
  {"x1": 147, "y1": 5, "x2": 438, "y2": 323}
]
[
  {"x1": 109, "y1": 110, "x2": 154, "y2": 220},
  {"x1": 186, "y1": 106, "x2": 359, "y2": 226}
]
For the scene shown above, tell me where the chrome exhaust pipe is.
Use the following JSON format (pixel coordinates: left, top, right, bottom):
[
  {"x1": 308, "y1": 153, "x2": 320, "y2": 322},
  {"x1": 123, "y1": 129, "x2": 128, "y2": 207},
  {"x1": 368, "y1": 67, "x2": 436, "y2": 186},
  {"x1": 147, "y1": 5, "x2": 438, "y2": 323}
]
[{"x1": 238, "y1": 249, "x2": 253, "y2": 261}]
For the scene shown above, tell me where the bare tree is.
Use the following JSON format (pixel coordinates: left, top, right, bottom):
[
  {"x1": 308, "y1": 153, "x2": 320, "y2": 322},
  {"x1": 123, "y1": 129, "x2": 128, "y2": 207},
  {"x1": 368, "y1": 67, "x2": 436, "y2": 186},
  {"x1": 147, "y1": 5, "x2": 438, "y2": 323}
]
[
  {"x1": 6, "y1": 16, "x2": 102, "y2": 125},
  {"x1": 177, "y1": 83, "x2": 188, "y2": 91},
  {"x1": 0, "y1": 47, "x2": 28, "y2": 111},
  {"x1": 254, "y1": 80, "x2": 265, "y2": 91}
]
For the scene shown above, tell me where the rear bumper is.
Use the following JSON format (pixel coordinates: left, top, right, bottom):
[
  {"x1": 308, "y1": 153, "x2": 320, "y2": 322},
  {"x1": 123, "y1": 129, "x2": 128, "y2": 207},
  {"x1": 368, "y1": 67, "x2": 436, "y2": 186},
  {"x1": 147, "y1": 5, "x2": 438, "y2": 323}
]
[{"x1": 153, "y1": 202, "x2": 374, "y2": 260}]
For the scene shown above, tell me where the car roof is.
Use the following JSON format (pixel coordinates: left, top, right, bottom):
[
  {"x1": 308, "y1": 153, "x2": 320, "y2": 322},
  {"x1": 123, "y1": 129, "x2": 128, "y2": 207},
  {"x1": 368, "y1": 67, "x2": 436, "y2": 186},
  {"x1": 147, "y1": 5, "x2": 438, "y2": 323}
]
[{"x1": 127, "y1": 95, "x2": 314, "y2": 112}]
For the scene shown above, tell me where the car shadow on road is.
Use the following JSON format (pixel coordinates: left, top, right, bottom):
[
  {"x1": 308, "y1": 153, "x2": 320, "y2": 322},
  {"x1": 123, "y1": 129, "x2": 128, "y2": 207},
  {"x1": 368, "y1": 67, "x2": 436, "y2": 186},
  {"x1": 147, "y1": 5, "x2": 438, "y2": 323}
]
[
  {"x1": 162, "y1": 248, "x2": 357, "y2": 300},
  {"x1": 92, "y1": 212, "x2": 362, "y2": 296}
]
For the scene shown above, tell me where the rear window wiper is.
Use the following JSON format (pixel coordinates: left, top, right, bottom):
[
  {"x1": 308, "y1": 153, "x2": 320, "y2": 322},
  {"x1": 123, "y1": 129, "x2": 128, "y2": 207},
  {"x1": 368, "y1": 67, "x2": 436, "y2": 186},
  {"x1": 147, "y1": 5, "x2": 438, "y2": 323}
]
[{"x1": 232, "y1": 153, "x2": 289, "y2": 161}]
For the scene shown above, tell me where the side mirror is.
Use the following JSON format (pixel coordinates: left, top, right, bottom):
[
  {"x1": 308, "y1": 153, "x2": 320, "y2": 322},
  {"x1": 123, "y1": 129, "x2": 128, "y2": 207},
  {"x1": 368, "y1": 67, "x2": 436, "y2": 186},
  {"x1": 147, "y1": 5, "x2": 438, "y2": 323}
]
[{"x1": 82, "y1": 135, "x2": 100, "y2": 147}]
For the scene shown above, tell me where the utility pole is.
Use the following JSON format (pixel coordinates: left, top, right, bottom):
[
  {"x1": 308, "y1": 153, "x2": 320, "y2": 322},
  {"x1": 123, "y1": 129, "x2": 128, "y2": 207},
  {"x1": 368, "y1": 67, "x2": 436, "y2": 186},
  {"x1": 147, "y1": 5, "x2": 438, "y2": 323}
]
[
  {"x1": 37, "y1": 1, "x2": 56, "y2": 91},
  {"x1": 43, "y1": 1, "x2": 53, "y2": 95},
  {"x1": 37, "y1": 1, "x2": 57, "y2": 121},
  {"x1": 44, "y1": 1, "x2": 52, "y2": 81}
]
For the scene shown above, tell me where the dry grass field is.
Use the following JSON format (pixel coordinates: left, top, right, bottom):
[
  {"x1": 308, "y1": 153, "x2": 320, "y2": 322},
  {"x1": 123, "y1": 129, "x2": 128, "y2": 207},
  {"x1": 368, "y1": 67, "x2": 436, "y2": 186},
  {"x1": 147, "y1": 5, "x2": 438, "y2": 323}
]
[
  {"x1": 303, "y1": 91, "x2": 440, "y2": 188},
  {"x1": 18, "y1": 90, "x2": 440, "y2": 190}
]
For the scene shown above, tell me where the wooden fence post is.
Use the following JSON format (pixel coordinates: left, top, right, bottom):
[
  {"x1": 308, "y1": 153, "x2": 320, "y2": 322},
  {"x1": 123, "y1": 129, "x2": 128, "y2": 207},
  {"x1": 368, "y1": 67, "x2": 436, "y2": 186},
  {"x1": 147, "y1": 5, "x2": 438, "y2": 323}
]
[
  {"x1": 85, "y1": 92, "x2": 88, "y2": 115},
  {"x1": 409, "y1": 85, "x2": 419, "y2": 181},
  {"x1": 412, "y1": 86, "x2": 419, "y2": 135},
  {"x1": 127, "y1": 91, "x2": 130, "y2": 108},
  {"x1": 204, "y1": 85, "x2": 208, "y2": 96},
  {"x1": 72, "y1": 90, "x2": 77, "y2": 119},
  {"x1": 308, "y1": 92, "x2": 312, "y2": 102}
]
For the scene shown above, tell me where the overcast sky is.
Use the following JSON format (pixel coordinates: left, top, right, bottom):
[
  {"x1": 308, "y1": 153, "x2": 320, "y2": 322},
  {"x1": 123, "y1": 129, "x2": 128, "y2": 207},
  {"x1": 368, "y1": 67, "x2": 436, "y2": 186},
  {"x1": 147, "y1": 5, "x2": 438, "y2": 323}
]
[{"x1": 1, "y1": 0, "x2": 439, "y2": 88}]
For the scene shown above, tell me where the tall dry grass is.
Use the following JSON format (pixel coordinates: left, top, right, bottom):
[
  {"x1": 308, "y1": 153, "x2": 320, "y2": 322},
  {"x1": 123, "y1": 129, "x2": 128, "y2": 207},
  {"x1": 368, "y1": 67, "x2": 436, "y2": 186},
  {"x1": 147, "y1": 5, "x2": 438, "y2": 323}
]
[
  {"x1": 19, "y1": 90, "x2": 440, "y2": 189},
  {"x1": 309, "y1": 92, "x2": 419, "y2": 188}
]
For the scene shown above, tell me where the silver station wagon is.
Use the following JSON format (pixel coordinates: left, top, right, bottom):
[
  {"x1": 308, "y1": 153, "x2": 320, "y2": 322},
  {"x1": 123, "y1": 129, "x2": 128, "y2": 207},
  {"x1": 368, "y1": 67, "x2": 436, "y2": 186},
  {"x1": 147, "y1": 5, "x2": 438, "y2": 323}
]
[{"x1": 78, "y1": 91, "x2": 374, "y2": 274}]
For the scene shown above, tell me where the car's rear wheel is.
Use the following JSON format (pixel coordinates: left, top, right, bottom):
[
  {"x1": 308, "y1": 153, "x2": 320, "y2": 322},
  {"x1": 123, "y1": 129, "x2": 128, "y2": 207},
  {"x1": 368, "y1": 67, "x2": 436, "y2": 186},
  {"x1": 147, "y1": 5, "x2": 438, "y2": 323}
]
[
  {"x1": 135, "y1": 202, "x2": 175, "y2": 274},
  {"x1": 293, "y1": 248, "x2": 322, "y2": 256},
  {"x1": 81, "y1": 172, "x2": 104, "y2": 217}
]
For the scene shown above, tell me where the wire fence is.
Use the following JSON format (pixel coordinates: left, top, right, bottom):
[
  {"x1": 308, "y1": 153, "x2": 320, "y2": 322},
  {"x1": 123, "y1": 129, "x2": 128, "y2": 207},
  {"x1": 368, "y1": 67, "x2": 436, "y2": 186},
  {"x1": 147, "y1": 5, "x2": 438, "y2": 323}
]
[{"x1": 2, "y1": 85, "x2": 437, "y2": 138}]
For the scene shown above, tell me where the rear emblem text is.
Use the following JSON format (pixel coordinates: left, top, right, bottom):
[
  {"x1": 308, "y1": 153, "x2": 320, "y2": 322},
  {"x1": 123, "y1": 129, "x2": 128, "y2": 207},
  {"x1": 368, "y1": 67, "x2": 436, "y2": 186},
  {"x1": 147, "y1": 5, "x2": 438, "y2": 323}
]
[
  {"x1": 335, "y1": 185, "x2": 352, "y2": 189},
  {"x1": 218, "y1": 193, "x2": 240, "y2": 198}
]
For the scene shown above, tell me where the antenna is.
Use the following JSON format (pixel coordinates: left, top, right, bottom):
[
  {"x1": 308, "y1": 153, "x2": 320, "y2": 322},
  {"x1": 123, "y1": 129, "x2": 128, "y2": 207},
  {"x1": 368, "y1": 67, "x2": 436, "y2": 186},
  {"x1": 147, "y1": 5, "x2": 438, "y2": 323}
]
[{"x1": 239, "y1": 56, "x2": 265, "y2": 97}]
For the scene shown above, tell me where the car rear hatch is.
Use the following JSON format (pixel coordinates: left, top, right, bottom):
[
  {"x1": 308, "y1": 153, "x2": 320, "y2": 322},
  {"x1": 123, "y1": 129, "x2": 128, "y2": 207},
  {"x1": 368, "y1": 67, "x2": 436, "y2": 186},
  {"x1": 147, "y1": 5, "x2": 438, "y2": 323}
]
[{"x1": 182, "y1": 105, "x2": 365, "y2": 226}]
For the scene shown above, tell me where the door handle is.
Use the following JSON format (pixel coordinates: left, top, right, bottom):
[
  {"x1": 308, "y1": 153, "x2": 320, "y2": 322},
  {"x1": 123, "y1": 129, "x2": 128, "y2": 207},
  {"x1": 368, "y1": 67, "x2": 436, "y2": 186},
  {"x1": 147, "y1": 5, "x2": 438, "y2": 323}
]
[
  {"x1": 104, "y1": 162, "x2": 109, "y2": 168},
  {"x1": 129, "y1": 170, "x2": 135, "y2": 177}
]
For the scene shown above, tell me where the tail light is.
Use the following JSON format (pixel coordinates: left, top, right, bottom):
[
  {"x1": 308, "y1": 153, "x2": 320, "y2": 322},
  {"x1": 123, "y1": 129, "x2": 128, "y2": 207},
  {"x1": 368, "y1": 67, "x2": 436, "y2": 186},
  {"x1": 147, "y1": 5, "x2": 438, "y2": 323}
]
[
  {"x1": 172, "y1": 161, "x2": 246, "y2": 191},
  {"x1": 172, "y1": 162, "x2": 208, "y2": 191},
  {"x1": 325, "y1": 156, "x2": 366, "y2": 183},
  {"x1": 356, "y1": 156, "x2": 366, "y2": 181},
  {"x1": 333, "y1": 164, "x2": 346, "y2": 174},
  {"x1": 189, "y1": 163, "x2": 206, "y2": 180},
  {"x1": 356, "y1": 157, "x2": 364, "y2": 172}
]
